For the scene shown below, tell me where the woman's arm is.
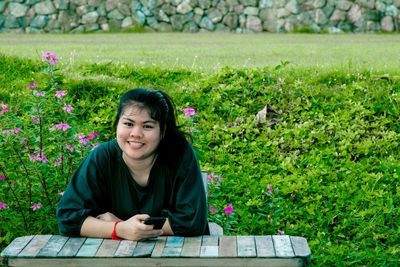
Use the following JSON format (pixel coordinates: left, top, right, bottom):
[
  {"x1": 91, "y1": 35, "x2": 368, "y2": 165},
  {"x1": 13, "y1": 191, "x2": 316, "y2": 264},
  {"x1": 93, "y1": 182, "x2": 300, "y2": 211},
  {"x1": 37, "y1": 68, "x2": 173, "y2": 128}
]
[{"x1": 80, "y1": 214, "x2": 163, "y2": 241}]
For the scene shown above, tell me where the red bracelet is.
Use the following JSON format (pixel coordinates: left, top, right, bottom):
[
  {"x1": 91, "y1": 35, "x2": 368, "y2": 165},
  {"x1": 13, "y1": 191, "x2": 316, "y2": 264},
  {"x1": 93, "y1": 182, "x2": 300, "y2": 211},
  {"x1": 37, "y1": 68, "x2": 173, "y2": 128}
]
[{"x1": 111, "y1": 221, "x2": 123, "y2": 240}]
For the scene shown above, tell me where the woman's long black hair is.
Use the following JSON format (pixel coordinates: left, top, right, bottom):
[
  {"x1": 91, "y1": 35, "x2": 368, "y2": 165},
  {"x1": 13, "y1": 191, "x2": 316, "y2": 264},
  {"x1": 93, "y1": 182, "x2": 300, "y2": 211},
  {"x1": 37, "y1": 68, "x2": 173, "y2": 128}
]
[{"x1": 113, "y1": 88, "x2": 189, "y2": 158}]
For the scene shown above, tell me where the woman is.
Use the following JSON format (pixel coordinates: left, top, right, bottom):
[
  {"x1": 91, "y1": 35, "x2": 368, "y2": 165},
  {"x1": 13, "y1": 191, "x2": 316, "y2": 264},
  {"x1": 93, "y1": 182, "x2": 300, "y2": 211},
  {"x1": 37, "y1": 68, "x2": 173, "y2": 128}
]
[{"x1": 57, "y1": 88, "x2": 209, "y2": 241}]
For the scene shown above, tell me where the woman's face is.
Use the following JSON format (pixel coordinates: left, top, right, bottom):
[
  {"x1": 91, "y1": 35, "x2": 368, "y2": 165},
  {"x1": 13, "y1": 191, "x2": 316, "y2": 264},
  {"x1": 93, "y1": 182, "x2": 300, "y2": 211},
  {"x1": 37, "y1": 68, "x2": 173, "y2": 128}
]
[{"x1": 116, "y1": 105, "x2": 162, "y2": 163}]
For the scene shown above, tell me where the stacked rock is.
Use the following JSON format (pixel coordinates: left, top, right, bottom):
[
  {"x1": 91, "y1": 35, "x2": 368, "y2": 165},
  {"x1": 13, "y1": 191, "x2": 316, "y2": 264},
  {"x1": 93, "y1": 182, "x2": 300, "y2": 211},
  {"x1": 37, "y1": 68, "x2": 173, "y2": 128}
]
[{"x1": 0, "y1": 0, "x2": 399, "y2": 33}]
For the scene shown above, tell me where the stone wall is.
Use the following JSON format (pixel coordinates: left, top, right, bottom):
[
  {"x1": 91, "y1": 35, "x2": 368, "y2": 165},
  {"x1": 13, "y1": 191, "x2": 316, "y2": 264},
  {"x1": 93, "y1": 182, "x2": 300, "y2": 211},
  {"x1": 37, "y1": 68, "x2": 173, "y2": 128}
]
[{"x1": 0, "y1": 0, "x2": 399, "y2": 33}]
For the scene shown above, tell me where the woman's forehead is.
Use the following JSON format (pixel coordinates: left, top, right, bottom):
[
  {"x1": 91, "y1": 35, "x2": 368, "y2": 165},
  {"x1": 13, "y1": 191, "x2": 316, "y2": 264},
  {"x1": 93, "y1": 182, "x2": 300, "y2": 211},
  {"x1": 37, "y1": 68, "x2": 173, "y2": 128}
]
[{"x1": 121, "y1": 106, "x2": 157, "y2": 121}]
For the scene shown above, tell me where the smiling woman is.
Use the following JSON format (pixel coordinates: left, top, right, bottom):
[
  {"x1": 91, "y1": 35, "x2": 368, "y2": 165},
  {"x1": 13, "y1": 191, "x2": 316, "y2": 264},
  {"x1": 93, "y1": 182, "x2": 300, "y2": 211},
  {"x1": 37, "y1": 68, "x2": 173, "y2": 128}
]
[{"x1": 56, "y1": 88, "x2": 209, "y2": 241}]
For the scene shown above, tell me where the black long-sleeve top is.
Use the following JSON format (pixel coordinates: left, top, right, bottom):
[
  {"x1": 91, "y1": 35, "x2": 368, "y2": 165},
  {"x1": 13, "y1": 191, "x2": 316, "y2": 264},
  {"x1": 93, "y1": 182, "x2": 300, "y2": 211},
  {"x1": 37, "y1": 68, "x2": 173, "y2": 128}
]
[{"x1": 56, "y1": 139, "x2": 209, "y2": 237}]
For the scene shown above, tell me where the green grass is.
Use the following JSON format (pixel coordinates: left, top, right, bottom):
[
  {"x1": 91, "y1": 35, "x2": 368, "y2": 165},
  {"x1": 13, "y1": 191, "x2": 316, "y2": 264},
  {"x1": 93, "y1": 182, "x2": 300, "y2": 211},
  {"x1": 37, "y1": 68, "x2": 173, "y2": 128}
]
[
  {"x1": 0, "y1": 33, "x2": 399, "y2": 74},
  {"x1": 0, "y1": 33, "x2": 399, "y2": 266}
]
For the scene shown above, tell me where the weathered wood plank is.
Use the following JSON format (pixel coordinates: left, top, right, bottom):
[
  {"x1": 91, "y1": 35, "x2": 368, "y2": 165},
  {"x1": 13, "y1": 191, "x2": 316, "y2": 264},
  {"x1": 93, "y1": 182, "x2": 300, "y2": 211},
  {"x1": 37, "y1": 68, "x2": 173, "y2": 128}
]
[
  {"x1": 161, "y1": 247, "x2": 182, "y2": 257},
  {"x1": 114, "y1": 240, "x2": 137, "y2": 257},
  {"x1": 95, "y1": 239, "x2": 120, "y2": 257},
  {"x1": 18, "y1": 235, "x2": 52, "y2": 257},
  {"x1": 75, "y1": 238, "x2": 103, "y2": 257},
  {"x1": 37, "y1": 235, "x2": 69, "y2": 257},
  {"x1": 237, "y1": 236, "x2": 256, "y2": 257},
  {"x1": 57, "y1": 237, "x2": 86, "y2": 257},
  {"x1": 201, "y1": 236, "x2": 219, "y2": 247},
  {"x1": 0, "y1": 236, "x2": 34, "y2": 257},
  {"x1": 132, "y1": 240, "x2": 157, "y2": 257},
  {"x1": 255, "y1": 235, "x2": 275, "y2": 257},
  {"x1": 219, "y1": 236, "x2": 237, "y2": 257},
  {"x1": 165, "y1": 236, "x2": 184, "y2": 248},
  {"x1": 181, "y1": 237, "x2": 201, "y2": 257},
  {"x1": 200, "y1": 246, "x2": 219, "y2": 257},
  {"x1": 273, "y1": 235, "x2": 295, "y2": 258},
  {"x1": 290, "y1": 236, "x2": 311, "y2": 264},
  {"x1": 151, "y1": 237, "x2": 166, "y2": 258}
]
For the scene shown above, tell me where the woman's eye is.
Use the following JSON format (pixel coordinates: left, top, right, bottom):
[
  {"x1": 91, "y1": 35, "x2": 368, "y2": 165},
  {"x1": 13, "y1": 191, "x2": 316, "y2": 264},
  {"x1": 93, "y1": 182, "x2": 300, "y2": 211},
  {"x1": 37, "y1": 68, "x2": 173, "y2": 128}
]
[
  {"x1": 144, "y1": 125, "x2": 153, "y2": 129},
  {"x1": 124, "y1": 122, "x2": 133, "y2": 127}
]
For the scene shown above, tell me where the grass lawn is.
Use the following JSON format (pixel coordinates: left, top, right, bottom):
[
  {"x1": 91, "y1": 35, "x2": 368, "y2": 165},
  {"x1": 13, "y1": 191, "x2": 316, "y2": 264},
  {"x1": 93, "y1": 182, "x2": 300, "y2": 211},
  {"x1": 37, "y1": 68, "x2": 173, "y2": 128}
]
[
  {"x1": 0, "y1": 32, "x2": 399, "y2": 73},
  {"x1": 0, "y1": 33, "x2": 399, "y2": 266}
]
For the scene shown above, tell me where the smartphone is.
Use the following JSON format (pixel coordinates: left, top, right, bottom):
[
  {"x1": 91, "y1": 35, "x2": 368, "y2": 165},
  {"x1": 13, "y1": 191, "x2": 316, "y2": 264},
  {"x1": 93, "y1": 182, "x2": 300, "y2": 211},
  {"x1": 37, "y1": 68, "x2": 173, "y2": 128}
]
[{"x1": 144, "y1": 217, "x2": 166, "y2": 229}]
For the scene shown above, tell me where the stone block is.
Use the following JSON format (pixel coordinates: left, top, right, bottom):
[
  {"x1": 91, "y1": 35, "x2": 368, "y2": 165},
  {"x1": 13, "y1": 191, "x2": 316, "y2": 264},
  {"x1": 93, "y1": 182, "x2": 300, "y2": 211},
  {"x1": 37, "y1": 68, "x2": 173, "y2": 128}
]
[
  {"x1": 162, "y1": 3, "x2": 177, "y2": 15},
  {"x1": 217, "y1": 1, "x2": 231, "y2": 15},
  {"x1": 153, "y1": 8, "x2": 170, "y2": 22},
  {"x1": 81, "y1": 11, "x2": 98, "y2": 23},
  {"x1": 347, "y1": 4, "x2": 362, "y2": 23},
  {"x1": 246, "y1": 15, "x2": 262, "y2": 31},
  {"x1": 100, "y1": 23, "x2": 109, "y2": 31},
  {"x1": 105, "y1": 0, "x2": 118, "y2": 12},
  {"x1": 327, "y1": 26, "x2": 344, "y2": 32},
  {"x1": 71, "y1": 25, "x2": 85, "y2": 32},
  {"x1": 155, "y1": 22, "x2": 173, "y2": 31},
  {"x1": 97, "y1": 3, "x2": 106, "y2": 16},
  {"x1": 199, "y1": 16, "x2": 214, "y2": 30},
  {"x1": 259, "y1": 0, "x2": 273, "y2": 8},
  {"x1": 207, "y1": 8, "x2": 223, "y2": 22},
  {"x1": 329, "y1": 9, "x2": 345, "y2": 22},
  {"x1": 146, "y1": 16, "x2": 158, "y2": 27},
  {"x1": 4, "y1": 15, "x2": 20, "y2": 28},
  {"x1": 194, "y1": 7, "x2": 203, "y2": 15},
  {"x1": 118, "y1": 3, "x2": 131, "y2": 16},
  {"x1": 366, "y1": 20, "x2": 379, "y2": 31},
  {"x1": 108, "y1": 19, "x2": 121, "y2": 31},
  {"x1": 322, "y1": 5, "x2": 334, "y2": 17},
  {"x1": 46, "y1": 14, "x2": 61, "y2": 29},
  {"x1": 244, "y1": 7, "x2": 259, "y2": 15},
  {"x1": 142, "y1": 0, "x2": 163, "y2": 9},
  {"x1": 215, "y1": 23, "x2": 231, "y2": 31},
  {"x1": 375, "y1": 1, "x2": 386, "y2": 12},
  {"x1": 277, "y1": 8, "x2": 290, "y2": 18},
  {"x1": 222, "y1": 12, "x2": 238, "y2": 28},
  {"x1": 226, "y1": 0, "x2": 239, "y2": 5},
  {"x1": 34, "y1": 0, "x2": 56, "y2": 15},
  {"x1": 381, "y1": 15, "x2": 394, "y2": 31},
  {"x1": 335, "y1": 0, "x2": 352, "y2": 10},
  {"x1": 259, "y1": 7, "x2": 274, "y2": 21},
  {"x1": 132, "y1": 10, "x2": 146, "y2": 25},
  {"x1": 76, "y1": 5, "x2": 88, "y2": 16},
  {"x1": 362, "y1": 8, "x2": 380, "y2": 21},
  {"x1": 84, "y1": 23, "x2": 99, "y2": 31},
  {"x1": 239, "y1": 0, "x2": 257, "y2": 6},
  {"x1": 193, "y1": 14, "x2": 202, "y2": 24},
  {"x1": 71, "y1": 0, "x2": 87, "y2": 5},
  {"x1": 107, "y1": 9, "x2": 124, "y2": 20},
  {"x1": 170, "y1": 14, "x2": 187, "y2": 30},
  {"x1": 30, "y1": 15, "x2": 47, "y2": 28},
  {"x1": 355, "y1": 0, "x2": 375, "y2": 9},
  {"x1": 386, "y1": 5, "x2": 398, "y2": 16},
  {"x1": 394, "y1": 0, "x2": 400, "y2": 7},
  {"x1": 239, "y1": 14, "x2": 246, "y2": 27},
  {"x1": 0, "y1": 1, "x2": 7, "y2": 13},
  {"x1": 177, "y1": 0, "x2": 192, "y2": 14},
  {"x1": 314, "y1": 8, "x2": 328, "y2": 24},
  {"x1": 88, "y1": 0, "x2": 102, "y2": 8},
  {"x1": 183, "y1": 20, "x2": 199, "y2": 31},
  {"x1": 9, "y1": 2, "x2": 28, "y2": 18},
  {"x1": 286, "y1": 0, "x2": 299, "y2": 14},
  {"x1": 197, "y1": 0, "x2": 211, "y2": 9},
  {"x1": 234, "y1": 5, "x2": 244, "y2": 14},
  {"x1": 53, "y1": 0, "x2": 69, "y2": 10}
]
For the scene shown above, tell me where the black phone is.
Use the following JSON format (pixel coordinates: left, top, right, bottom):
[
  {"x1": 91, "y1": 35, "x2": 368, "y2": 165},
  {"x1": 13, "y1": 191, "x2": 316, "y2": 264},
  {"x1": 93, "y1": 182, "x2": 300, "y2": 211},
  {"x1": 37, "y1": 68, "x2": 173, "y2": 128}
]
[{"x1": 144, "y1": 217, "x2": 166, "y2": 229}]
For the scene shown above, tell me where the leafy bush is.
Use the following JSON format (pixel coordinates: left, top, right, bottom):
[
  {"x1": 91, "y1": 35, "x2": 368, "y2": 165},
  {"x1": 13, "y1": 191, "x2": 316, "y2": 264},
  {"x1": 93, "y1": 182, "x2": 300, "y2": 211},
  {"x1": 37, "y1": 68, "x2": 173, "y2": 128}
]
[{"x1": 0, "y1": 53, "x2": 399, "y2": 265}]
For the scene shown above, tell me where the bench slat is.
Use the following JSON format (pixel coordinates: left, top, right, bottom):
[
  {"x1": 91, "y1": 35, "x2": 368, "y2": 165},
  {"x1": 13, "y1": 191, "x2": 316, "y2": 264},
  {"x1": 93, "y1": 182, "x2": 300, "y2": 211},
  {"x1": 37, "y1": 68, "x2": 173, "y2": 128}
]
[
  {"x1": 255, "y1": 235, "x2": 275, "y2": 257},
  {"x1": 273, "y1": 235, "x2": 295, "y2": 257},
  {"x1": 95, "y1": 239, "x2": 120, "y2": 257},
  {"x1": 200, "y1": 246, "x2": 219, "y2": 257},
  {"x1": 37, "y1": 235, "x2": 69, "y2": 257},
  {"x1": 57, "y1": 237, "x2": 86, "y2": 257},
  {"x1": 181, "y1": 236, "x2": 201, "y2": 257},
  {"x1": 219, "y1": 236, "x2": 237, "y2": 257},
  {"x1": 76, "y1": 238, "x2": 103, "y2": 257},
  {"x1": 237, "y1": 236, "x2": 256, "y2": 257},
  {"x1": 132, "y1": 240, "x2": 156, "y2": 257},
  {"x1": 165, "y1": 236, "x2": 184, "y2": 248},
  {"x1": 114, "y1": 240, "x2": 137, "y2": 257},
  {"x1": 18, "y1": 235, "x2": 52, "y2": 257},
  {"x1": 151, "y1": 237, "x2": 166, "y2": 258},
  {"x1": 0, "y1": 236, "x2": 34, "y2": 257},
  {"x1": 290, "y1": 236, "x2": 311, "y2": 264},
  {"x1": 202, "y1": 236, "x2": 219, "y2": 246}
]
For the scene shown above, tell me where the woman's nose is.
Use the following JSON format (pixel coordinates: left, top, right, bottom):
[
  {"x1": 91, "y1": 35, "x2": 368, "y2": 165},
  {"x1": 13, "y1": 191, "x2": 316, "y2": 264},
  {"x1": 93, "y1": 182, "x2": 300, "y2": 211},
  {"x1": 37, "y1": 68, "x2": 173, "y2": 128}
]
[{"x1": 130, "y1": 126, "x2": 143, "y2": 138}]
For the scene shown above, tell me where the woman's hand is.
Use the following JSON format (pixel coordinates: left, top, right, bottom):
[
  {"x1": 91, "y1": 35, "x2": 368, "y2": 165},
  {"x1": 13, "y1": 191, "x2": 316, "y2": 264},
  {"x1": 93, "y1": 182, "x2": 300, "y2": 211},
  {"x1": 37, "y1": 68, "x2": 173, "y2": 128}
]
[{"x1": 117, "y1": 214, "x2": 163, "y2": 241}]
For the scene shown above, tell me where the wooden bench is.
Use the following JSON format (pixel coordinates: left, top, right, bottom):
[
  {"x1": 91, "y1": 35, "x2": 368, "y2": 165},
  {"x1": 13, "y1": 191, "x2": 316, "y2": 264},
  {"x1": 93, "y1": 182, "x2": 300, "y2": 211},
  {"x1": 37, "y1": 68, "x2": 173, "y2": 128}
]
[{"x1": 1, "y1": 234, "x2": 311, "y2": 266}]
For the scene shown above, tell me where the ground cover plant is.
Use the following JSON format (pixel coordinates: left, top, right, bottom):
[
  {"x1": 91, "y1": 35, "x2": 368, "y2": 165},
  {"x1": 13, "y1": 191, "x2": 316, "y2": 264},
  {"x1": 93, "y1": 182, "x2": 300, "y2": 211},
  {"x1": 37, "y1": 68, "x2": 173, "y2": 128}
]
[{"x1": 0, "y1": 33, "x2": 399, "y2": 266}]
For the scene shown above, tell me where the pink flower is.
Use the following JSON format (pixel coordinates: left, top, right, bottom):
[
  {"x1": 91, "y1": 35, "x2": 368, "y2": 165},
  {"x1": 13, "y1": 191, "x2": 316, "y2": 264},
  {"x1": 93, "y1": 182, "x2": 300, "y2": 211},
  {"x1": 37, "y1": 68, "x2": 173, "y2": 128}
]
[
  {"x1": 62, "y1": 105, "x2": 74, "y2": 113},
  {"x1": 0, "y1": 104, "x2": 11, "y2": 114},
  {"x1": 223, "y1": 204, "x2": 234, "y2": 215},
  {"x1": 30, "y1": 203, "x2": 42, "y2": 211},
  {"x1": 42, "y1": 52, "x2": 59, "y2": 66},
  {"x1": 267, "y1": 184, "x2": 278, "y2": 194},
  {"x1": 278, "y1": 230, "x2": 285, "y2": 235},
  {"x1": 33, "y1": 90, "x2": 45, "y2": 97},
  {"x1": 13, "y1": 128, "x2": 22, "y2": 133},
  {"x1": 53, "y1": 161, "x2": 62, "y2": 167},
  {"x1": 55, "y1": 91, "x2": 67, "y2": 99},
  {"x1": 87, "y1": 132, "x2": 99, "y2": 140},
  {"x1": 209, "y1": 205, "x2": 218, "y2": 213},
  {"x1": 0, "y1": 202, "x2": 7, "y2": 210},
  {"x1": 2, "y1": 128, "x2": 22, "y2": 134},
  {"x1": 27, "y1": 81, "x2": 39, "y2": 89},
  {"x1": 32, "y1": 117, "x2": 39, "y2": 122},
  {"x1": 66, "y1": 145, "x2": 74, "y2": 152},
  {"x1": 59, "y1": 191, "x2": 64, "y2": 196},
  {"x1": 50, "y1": 123, "x2": 71, "y2": 131},
  {"x1": 183, "y1": 108, "x2": 195, "y2": 117},
  {"x1": 0, "y1": 176, "x2": 4, "y2": 180},
  {"x1": 207, "y1": 173, "x2": 222, "y2": 185},
  {"x1": 74, "y1": 133, "x2": 88, "y2": 144}
]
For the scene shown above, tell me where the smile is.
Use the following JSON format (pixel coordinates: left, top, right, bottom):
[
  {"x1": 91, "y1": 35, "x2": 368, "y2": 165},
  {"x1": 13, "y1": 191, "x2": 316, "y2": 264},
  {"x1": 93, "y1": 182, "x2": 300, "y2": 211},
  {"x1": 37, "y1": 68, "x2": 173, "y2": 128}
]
[{"x1": 129, "y1": 141, "x2": 144, "y2": 147}]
